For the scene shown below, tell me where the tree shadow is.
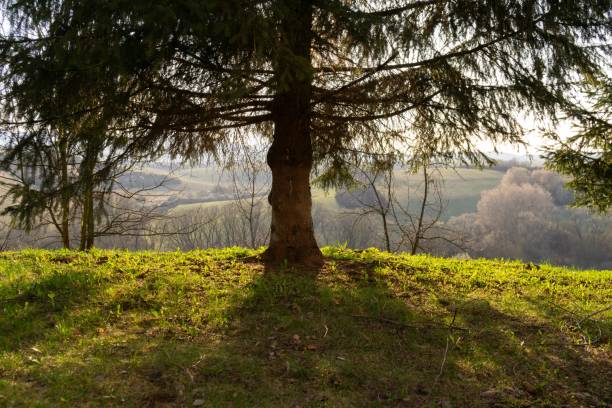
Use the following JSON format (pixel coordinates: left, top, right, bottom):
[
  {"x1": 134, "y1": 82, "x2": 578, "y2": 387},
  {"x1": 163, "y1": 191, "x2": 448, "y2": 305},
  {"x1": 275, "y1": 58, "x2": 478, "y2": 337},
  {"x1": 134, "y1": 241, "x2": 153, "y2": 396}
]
[{"x1": 0, "y1": 264, "x2": 111, "y2": 352}]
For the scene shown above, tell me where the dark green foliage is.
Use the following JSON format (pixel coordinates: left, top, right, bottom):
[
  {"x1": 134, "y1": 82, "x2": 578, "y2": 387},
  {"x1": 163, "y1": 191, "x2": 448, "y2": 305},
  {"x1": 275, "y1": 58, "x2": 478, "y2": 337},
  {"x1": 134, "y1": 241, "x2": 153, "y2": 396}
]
[
  {"x1": 546, "y1": 79, "x2": 612, "y2": 212},
  {"x1": 1, "y1": 0, "x2": 610, "y2": 161},
  {"x1": 0, "y1": 0, "x2": 611, "y2": 249}
]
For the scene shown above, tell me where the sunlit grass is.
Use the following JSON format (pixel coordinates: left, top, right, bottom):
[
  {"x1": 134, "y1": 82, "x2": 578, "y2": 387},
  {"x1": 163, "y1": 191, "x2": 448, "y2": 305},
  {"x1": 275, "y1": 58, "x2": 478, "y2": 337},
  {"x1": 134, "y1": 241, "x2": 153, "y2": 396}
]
[{"x1": 0, "y1": 247, "x2": 609, "y2": 407}]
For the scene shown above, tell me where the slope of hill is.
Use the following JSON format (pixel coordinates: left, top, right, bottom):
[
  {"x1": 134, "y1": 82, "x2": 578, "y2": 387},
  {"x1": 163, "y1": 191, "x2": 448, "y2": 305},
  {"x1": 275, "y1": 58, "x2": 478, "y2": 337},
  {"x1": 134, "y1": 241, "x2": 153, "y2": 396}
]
[{"x1": 0, "y1": 248, "x2": 610, "y2": 407}]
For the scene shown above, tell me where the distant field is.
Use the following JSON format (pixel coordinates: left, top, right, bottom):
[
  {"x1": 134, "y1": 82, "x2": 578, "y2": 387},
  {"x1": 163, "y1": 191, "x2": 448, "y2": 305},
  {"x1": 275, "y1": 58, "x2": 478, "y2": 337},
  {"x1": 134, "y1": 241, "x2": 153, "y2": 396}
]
[
  {"x1": 1, "y1": 166, "x2": 504, "y2": 220},
  {"x1": 170, "y1": 168, "x2": 504, "y2": 219}
]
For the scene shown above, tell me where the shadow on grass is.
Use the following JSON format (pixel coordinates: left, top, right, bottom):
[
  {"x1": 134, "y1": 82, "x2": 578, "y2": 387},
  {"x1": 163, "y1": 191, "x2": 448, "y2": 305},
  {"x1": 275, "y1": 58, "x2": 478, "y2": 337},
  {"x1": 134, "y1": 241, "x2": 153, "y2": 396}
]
[
  {"x1": 1, "y1": 257, "x2": 610, "y2": 407},
  {"x1": 0, "y1": 266, "x2": 111, "y2": 352}
]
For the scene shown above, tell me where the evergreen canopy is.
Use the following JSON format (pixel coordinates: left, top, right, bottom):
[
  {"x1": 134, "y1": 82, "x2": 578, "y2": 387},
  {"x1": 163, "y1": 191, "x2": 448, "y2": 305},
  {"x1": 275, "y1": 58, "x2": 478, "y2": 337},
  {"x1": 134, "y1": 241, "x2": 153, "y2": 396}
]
[
  {"x1": 546, "y1": 79, "x2": 612, "y2": 213},
  {"x1": 1, "y1": 0, "x2": 610, "y2": 262}
]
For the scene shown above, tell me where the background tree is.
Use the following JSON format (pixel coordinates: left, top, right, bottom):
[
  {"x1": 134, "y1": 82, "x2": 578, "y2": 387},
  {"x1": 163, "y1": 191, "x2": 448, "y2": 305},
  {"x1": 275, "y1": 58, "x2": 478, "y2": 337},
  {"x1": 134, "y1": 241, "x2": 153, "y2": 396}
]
[
  {"x1": 339, "y1": 159, "x2": 394, "y2": 251},
  {"x1": 448, "y1": 168, "x2": 612, "y2": 268},
  {"x1": 0, "y1": 127, "x2": 175, "y2": 249},
  {"x1": 0, "y1": 128, "x2": 80, "y2": 248},
  {"x1": 337, "y1": 156, "x2": 464, "y2": 254},
  {"x1": 1, "y1": 0, "x2": 610, "y2": 263},
  {"x1": 391, "y1": 163, "x2": 465, "y2": 255},
  {"x1": 228, "y1": 144, "x2": 271, "y2": 248}
]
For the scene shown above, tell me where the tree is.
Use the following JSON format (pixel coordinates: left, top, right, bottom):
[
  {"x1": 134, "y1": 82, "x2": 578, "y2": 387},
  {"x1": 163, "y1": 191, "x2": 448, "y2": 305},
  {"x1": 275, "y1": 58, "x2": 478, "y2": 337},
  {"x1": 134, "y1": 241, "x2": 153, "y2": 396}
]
[
  {"x1": 228, "y1": 144, "x2": 271, "y2": 248},
  {"x1": 0, "y1": 129, "x2": 77, "y2": 248},
  {"x1": 340, "y1": 160, "x2": 394, "y2": 251},
  {"x1": 545, "y1": 79, "x2": 612, "y2": 212},
  {"x1": 0, "y1": 127, "x2": 174, "y2": 249},
  {"x1": 339, "y1": 157, "x2": 464, "y2": 254},
  {"x1": 1, "y1": 0, "x2": 610, "y2": 264},
  {"x1": 448, "y1": 168, "x2": 612, "y2": 268},
  {"x1": 391, "y1": 164, "x2": 465, "y2": 255}
]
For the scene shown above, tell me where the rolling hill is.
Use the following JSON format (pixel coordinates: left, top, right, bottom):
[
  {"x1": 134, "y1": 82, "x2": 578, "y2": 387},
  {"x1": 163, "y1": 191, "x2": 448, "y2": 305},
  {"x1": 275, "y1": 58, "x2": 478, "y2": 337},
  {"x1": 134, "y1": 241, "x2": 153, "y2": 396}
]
[
  {"x1": 168, "y1": 167, "x2": 505, "y2": 220},
  {"x1": 0, "y1": 248, "x2": 609, "y2": 407}
]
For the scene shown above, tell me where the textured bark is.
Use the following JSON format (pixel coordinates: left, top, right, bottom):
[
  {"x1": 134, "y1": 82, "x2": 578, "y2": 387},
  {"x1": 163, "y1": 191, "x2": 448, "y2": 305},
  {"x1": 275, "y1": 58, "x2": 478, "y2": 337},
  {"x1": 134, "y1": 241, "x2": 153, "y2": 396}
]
[
  {"x1": 263, "y1": 0, "x2": 322, "y2": 265},
  {"x1": 265, "y1": 136, "x2": 322, "y2": 265}
]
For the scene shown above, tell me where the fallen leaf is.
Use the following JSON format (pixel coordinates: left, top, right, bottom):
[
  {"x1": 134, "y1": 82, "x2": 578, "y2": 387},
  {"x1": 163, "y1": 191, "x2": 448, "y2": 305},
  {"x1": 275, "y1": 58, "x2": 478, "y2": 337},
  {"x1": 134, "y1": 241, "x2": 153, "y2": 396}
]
[
  {"x1": 306, "y1": 344, "x2": 318, "y2": 351},
  {"x1": 193, "y1": 399, "x2": 205, "y2": 406}
]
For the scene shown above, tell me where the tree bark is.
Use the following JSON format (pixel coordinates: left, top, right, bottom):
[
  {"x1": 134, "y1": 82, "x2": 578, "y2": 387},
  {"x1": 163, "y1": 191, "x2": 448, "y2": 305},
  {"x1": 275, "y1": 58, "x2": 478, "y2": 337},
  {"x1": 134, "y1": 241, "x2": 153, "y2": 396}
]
[
  {"x1": 263, "y1": 0, "x2": 322, "y2": 265},
  {"x1": 79, "y1": 143, "x2": 96, "y2": 251},
  {"x1": 58, "y1": 135, "x2": 71, "y2": 249}
]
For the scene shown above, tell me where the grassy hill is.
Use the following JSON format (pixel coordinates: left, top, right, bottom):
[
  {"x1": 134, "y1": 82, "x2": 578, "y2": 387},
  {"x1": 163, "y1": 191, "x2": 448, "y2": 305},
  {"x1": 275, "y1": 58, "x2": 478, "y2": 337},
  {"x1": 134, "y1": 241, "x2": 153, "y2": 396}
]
[{"x1": 0, "y1": 248, "x2": 610, "y2": 407}]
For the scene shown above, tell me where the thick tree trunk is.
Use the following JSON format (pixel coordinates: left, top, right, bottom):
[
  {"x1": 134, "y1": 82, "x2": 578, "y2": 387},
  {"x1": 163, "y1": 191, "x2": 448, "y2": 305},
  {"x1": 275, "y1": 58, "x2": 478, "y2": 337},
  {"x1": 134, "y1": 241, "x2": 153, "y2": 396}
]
[
  {"x1": 265, "y1": 130, "x2": 322, "y2": 265},
  {"x1": 263, "y1": 0, "x2": 322, "y2": 265}
]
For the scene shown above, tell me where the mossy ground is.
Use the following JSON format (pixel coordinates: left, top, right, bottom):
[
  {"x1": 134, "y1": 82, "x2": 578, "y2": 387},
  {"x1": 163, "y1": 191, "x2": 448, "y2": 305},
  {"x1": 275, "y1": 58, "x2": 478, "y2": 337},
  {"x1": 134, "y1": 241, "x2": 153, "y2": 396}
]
[{"x1": 0, "y1": 247, "x2": 610, "y2": 407}]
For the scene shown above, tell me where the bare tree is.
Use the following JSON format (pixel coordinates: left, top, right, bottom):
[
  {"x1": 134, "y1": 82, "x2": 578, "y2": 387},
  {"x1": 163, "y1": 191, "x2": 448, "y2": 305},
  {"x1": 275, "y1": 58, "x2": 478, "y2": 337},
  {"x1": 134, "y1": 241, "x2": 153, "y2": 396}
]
[
  {"x1": 339, "y1": 160, "x2": 394, "y2": 251},
  {"x1": 312, "y1": 204, "x2": 378, "y2": 249},
  {"x1": 0, "y1": 219, "x2": 13, "y2": 251},
  {"x1": 228, "y1": 144, "x2": 270, "y2": 248},
  {"x1": 449, "y1": 167, "x2": 612, "y2": 269},
  {"x1": 1, "y1": 142, "x2": 189, "y2": 250},
  {"x1": 392, "y1": 165, "x2": 466, "y2": 255},
  {"x1": 340, "y1": 158, "x2": 465, "y2": 254}
]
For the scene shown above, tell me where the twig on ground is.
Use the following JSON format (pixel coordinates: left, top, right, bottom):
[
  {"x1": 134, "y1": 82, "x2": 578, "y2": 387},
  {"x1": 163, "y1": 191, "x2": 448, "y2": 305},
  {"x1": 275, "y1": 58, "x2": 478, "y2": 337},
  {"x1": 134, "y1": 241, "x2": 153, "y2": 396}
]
[
  {"x1": 350, "y1": 313, "x2": 468, "y2": 331},
  {"x1": 433, "y1": 308, "x2": 458, "y2": 385},
  {"x1": 577, "y1": 304, "x2": 612, "y2": 327}
]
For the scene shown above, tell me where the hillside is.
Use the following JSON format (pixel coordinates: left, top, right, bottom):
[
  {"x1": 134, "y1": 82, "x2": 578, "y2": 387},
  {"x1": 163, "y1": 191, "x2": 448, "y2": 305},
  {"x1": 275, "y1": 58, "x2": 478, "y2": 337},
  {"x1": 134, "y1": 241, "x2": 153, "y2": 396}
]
[
  {"x1": 0, "y1": 248, "x2": 610, "y2": 407},
  {"x1": 169, "y1": 167, "x2": 504, "y2": 219}
]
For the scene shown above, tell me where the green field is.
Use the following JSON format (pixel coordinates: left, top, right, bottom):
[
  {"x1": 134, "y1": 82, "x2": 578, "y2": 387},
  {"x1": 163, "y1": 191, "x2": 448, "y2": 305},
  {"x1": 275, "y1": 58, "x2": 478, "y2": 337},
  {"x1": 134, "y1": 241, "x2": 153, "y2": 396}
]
[
  {"x1": 171, "y1": 168, "x2": 504, "y2": 219},
  {"x1": 0, "y1": 248, "x2": 610, "y2": 407}
]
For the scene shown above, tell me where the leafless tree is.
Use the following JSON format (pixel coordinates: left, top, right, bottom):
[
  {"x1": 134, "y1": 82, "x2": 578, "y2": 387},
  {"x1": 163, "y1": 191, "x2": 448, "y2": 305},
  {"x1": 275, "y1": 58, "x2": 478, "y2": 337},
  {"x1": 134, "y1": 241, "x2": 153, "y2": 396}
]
[
  {"x1": 312, "y1": 204, "x2": 378, "y2": 249},
  {"x1": 228, "y1": 144, "x2": 271, "y2": 248},
  {"x1": 341, "y1": 158, "x2": 465, "y2": 254},
  {"x1": 1, "y1": 149, "x2": 193, "y2": 250},
  {"x1": 340, "y1": 161, "x2": 394, "y2": 251},
  {"x1": 392, "y1": 165, "x2": 467, "y2": 255},
  {"x1": 0, "y1": 219, "x2": 12, "y2": 251},
  {"x1": 449, "y1": 167, "x2": 612, "y2": 268}
]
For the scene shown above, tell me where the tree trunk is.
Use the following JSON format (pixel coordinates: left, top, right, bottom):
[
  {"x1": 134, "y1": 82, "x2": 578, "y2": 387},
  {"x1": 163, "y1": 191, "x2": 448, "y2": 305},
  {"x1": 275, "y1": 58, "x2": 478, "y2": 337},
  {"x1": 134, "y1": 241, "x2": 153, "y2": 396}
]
[
  {"x1": 263, "y1": 0, "x2": 322, "y2": 265},
  {"x1": 58, "y1": 135, "x2": 71, "y2": 249},
  {"x1": 79, "y1": 181, "x2": 95, "y2": 251},
  {"x1": 411, "y1": 166, "x2": 429, "y2": 255},
  {"x1": 381, "y1": 213, "x2": 391, "y2": 252},
  {"x1": 79, "y1": 144, "x2": 96, "y2": 251}
]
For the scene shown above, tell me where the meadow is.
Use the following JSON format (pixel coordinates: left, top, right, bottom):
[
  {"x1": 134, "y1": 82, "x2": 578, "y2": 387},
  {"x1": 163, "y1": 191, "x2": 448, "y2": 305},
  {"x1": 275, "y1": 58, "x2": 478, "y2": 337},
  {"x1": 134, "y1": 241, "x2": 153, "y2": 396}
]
[{"x1": 0, "y1": 248, "x2": 609, "y2": 407}]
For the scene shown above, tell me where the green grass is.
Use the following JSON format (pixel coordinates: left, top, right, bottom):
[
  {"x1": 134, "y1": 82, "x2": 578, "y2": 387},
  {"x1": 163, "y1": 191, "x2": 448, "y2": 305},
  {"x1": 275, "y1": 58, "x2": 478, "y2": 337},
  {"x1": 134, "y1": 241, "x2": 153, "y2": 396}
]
[{"x1": 0, "y1": 248, "x2": 610, "y2": 407}]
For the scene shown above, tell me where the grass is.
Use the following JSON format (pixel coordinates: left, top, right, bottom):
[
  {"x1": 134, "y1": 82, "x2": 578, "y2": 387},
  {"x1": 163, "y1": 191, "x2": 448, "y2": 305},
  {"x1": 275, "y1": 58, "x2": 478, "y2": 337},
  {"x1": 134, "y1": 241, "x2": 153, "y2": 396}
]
[{"x1": 0, "y1": 247, "x2": 610, "y2": 407}]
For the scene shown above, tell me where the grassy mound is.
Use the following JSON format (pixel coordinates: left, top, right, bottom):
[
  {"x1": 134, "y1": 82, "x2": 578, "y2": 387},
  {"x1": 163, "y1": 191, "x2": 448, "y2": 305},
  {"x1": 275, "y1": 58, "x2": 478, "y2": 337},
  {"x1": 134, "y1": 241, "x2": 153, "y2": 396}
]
[{"x1": 0, "y1": 248, "x2": 610, "y2": 407}]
